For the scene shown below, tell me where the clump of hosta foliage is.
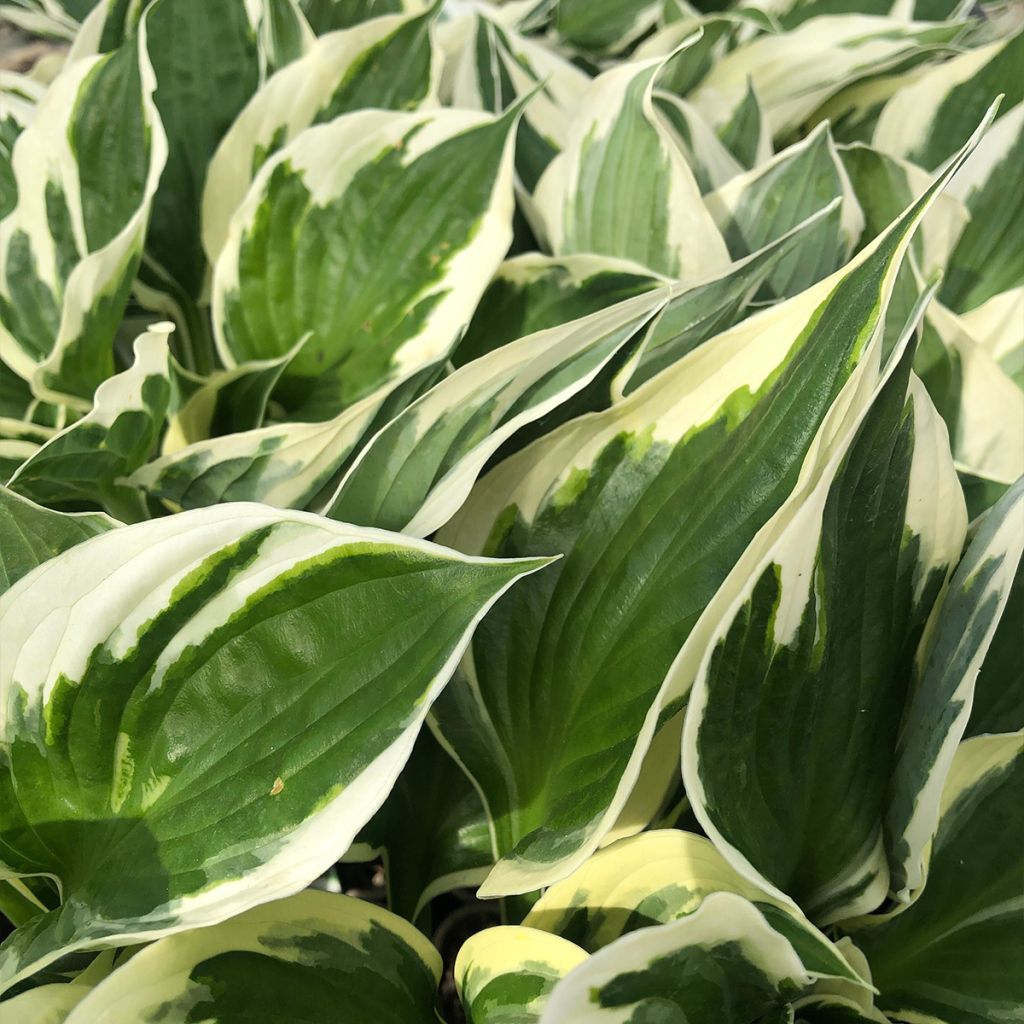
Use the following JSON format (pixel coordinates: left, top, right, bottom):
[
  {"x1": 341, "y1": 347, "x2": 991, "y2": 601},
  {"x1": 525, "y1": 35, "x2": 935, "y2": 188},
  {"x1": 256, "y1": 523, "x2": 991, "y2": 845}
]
[{"x1": 0, "y1": 0, "x2": 1021, "y2": 1020}]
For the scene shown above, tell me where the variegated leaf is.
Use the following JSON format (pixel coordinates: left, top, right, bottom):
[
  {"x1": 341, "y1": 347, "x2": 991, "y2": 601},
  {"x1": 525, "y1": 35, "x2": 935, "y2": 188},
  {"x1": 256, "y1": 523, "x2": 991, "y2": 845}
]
[
  {"x1": 456, "y1": 926, "x2": 587, "y2": 1024},
  {"x1": 692, "y1": 15, "x2": 961, "y2": 140},
  {"x1": 202, "y1": 6, "x2": 439, "y2": 268},
  {"x1": 703, "y1": 122, "x2": 863, "y2": 299},
  {"x1": 857, "y1": 731, "x2": 1024, "y2": 1024},
  {"x1": 873, "y1": 29, "x2": 1024, "y2": 171},
  {"x1": 958, "y1": 286, "x2": 1024, "y2": 389},
  {"x1": 450, "y1": 13, "x2": 588, "y2": 192},
  {"x1": 683, "y1": 347, "x2": 967, "y2": 924},
  {"x1": 62, "y1": 891, "x2": 442, "y2": 1023},
  {"x1": 431, "y1": 116, "x2": 991, "y2": 898},
  {"x1": 885, "y1": 476, "x2": 1024, "y2": 899},
  {"x1": 0, "y1": 504, "x2": 548, "y2": 990},
  {"x1": 0, "y1": 21, "x2": 167, "y2": 405},
  {"x1": 532, "y1": 53, "x2": 730, "y2": 279},
  {"x1": 7, "y1": 325, "x2": 172, "y2": 519},
  {"x1": 553, "y1": 0, "x2": 661, "y2": 54},
  {"x1": 0, "y1": 486, "x2": 116, "y2": 596},
  {"x1": 322, "y1": 289, "x2": 667, "y2": 536},
  {"x1": 212, "y1": 105, "x2": 518, "y2": 420}
]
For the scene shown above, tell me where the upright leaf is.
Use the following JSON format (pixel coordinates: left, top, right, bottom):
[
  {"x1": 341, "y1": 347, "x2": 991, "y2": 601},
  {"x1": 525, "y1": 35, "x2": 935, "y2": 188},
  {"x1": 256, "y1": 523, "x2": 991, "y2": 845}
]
[
  {"x1": 212, "y1": 106, "x2": 519, "y2": 420},
  {"x1": 704, "y1": 123, "x2": 863, "y2": 299},
  {"x1": 432, "y1": 117, "x2": 991, "y2": 897},
  {"x1": 202, "y1": 6, "x2": 439, "y2": 268},
  {"x1": 0, "y1": 24, "x2": 167, "y2": 404},
  {"x1": 0, "y1": 505, "x2": 548, "y2": 989},
  {"x1": 885, "y1": 476, "x2": 1024, "y2": 898},
  {"x1": 857, "y1": 732, "x2": 1024, "y2": 1024},
  {"x1": 532, "y1": 54, "x2": 730, "y2": 279},
  {"x1": 683, "y1": 357, "x2": 967, "y2": 924}
]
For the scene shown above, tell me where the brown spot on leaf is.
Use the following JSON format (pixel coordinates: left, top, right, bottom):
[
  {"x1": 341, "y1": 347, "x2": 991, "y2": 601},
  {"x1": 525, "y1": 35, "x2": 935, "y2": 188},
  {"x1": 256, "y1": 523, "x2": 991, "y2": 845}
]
[{"x1": 270, "y1": 777, "x2": 284, "y2": 796}]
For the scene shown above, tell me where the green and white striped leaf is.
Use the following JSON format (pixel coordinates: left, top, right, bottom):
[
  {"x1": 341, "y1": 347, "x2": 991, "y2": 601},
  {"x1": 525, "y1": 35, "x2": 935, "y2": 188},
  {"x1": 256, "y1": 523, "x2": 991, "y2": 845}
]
[
  {"x1": 885, "y1": 476, "x2": 1024, "y2": 899},
  {"x1": 915, "y1": 298, "x2": 1024, "y2": 491},
  {"x1": 523, "y1": 830, "x2": 863, "y2": 984},
  {"x1": 0, "y1": 504, "x2": 548, "y2": 990},
  {"x1": 0, "y1": 946, "x2": 113, "y2": 1024},
  {"x1": 454, "y1": 254, "x2": 663, "y2": 368},
  {"x1": 450, "y1": 13, "x2": 589, "y2": 192},
  {"x1": 255, "y1": 0, "x2": 316, "y2": 70},
  {"x1": 683, "y1": 348, "x2": 967, "y2": 924},
  {"x1": 939, "y1": 102, "x2": 1024, "y2": 314},
  {"x1": 0, "y1": 71, "x2": 45, "y2": 221},
  {"x1": 873, "y1": 30, "x2": 1024, "y2": 172},
  {"x1": 857, "y1": 731, "x2": 1024, "y2": 1024},
  {"x1": 840, "y1": 143, "x2": 968, "y2": 277},
  {"x1": 532, "y1": 53, "x2": 731, "y2": 279},
  {"x1": 353, "y1": 728, "x2": 492, "y2": 925},
  {"x1": 212, "y1": 105, "x2": 519, "y2": 420},
  {"x1": 624, "y1": 202, "x2": 842, "y2": 391},
  {"x1": 652, "y1": 91, "x2": 746, "y2": 194},
  {"x1": 0, "y1": 0, "x2": 99, "y2": 40},
  {"x1": 0, "y1": 22, "x2": 167, "y2": 405},
  {"x1": 553, "y1": 0, "x2": 660, "y2": 55},
  {"x1": 300, "y1": 0, "x2": 430, "y2": 34},
  {"x1": 161, "y1": 339, "x2": 304, "y2": 453},
  {"x1": 201, "y1": 6, "x2": 439, "y2": 268},
  {"x1": 958, "y1": 286, "x2": 1024, "y2": 389},
  {"x1": 0, "y1": 487, "x2": 116, "y2": 597},
  {"x1": 128, "y1": 364, "x2": 435, "y2": 512},
  {"x1": 537, "y1": 892, "x2": 824, "y2": 1024},
  {"x1": 322, "y1": 289, "x2": 667, "y2": 536},
  {"x1": 7, "y1": 325, "x2": 172, "y2": 518},
  {"x1": 432, "y1": 116, "x2": 991, "y2": 898},
  {"x1": 457, "y1": 926, "x2": 587, "y2": 1024},
  {"x1": 704, "y1": 123, "x2": 863, "y2": 299},
  {"x1": 138, "y1": 0, "x2": 262, "y2": 309},
  {"x1": 62, "y1": 890, "x2": 442, "y2": 1023},
  {"x1": 691, "y1": 15, "x2": 961, "y2": 140}
]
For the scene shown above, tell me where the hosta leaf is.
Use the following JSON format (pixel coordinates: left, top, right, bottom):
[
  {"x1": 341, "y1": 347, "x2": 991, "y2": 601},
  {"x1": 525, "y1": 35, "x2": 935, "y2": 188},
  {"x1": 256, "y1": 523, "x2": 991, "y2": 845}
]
[
  {"x1": 456, "y1": 926, "x2": 588, "y2": 1024},
  {"x1": 0, "y1": 440, "x2": 38, "y2": 483},
  {"x1": 523, "y1": 830, "x2": 862, "y2": 983},
  {"x1": 454, "y1": 254, "x2": 663, "y2": 368},
  {"x1": 129, "y1": 363, "x2": 437, "y2": 512},
  {"x1": 0, "y1": 0, "x2": 98, "y2": 40},
  {"x1": 0, "y1": 71, "x2": 45, "y2": 221},
  {"x1": 0, "y1": 945, "x2": 112, "y2": 1023},
  {"x1": 323, "y1": 289, "x2": 667, "y2": 536},
  {"x1": 0, "y1": 22, "x2": 167, "y2": 405},
  {"x1": 840, "y1": 143, "x2": 968, "y2": 277},
  {"x1": 692, "y1": 15, "x2": 960, "y2": 140},
  {"x1": 0, "y1": 487, "x2": 116, "y2": 597},
  {"x1": 202, "y1": 6, "x2": 439, "y2": 269},
  {"x1": 161, "y1": 340, "x2": 304, "y2": 452},
  {"x1": 958, "y1": 287, "x2": 1024, "y2": 389},
  {"x1": 939, "y1": 102, "x2": 1024, "y2": 314},
  {"x1": 703, "y1": 122, "x2": 863, "y2": 300},
  {"x1": 885, "y1": 476, "x2": 1024, "y2": 899},
  {"x1": 62, "y1": 891, "x2": 442, "y2": 1023},
  {"x1": 212, "y1": 105, "x2": 518, "y2": 420},
  {"x1": 716, "y1": 78, "x2": 773, "y2": 170},
  {"x1": 965, "y1": 555, "x2": 1022, "y2": 738},
  {"x1": 793, "y1": 996, "x2": 889, "y2": 1024},
  {"x1": 7, "y1": 325, "x2": 172, "y2": 518},
  {"x1": 140, "y1": 0, "x2": 262, "y2": 305},
  {"x1": 532, "y1": 53, "x2": 731, "y2": 279},
  {"x1": 0, "y1": 505, "x2": 548, "y2": 989},
  {"x1": 916, "y1": 298, "x2": 1024, "y2": 490},
  {"x1": 538, "y1": 892, "x2": 821, "y2": 1024},
  {"x1": 652, "y1": 91, "x2": 746, "y2": 194},
  {"x1": 873, "y1": 30, "x2": 1024, "y2": 171},
  {"x1": 451, "y1": 13, "x2": 589, "y2": 193},
  {"x1": 857, "y1": 731, "x2": 1024, "y2": 1024},
  {"x1": 683, "y1": 349, "x2": 967, "y2": 924},
  {"x1": 355, "y1": 729, "x2": 492, "y2": 925},
  {"x1": 432, "y1": 115, "x2": 991, "y2": 898},
  {"x1": 554, "y1": 0, "x2": 661, "y2": 54},
  {"x1": 255, "y1": 0, "x2": 316, "y2": 70},
  {"x1": 625, "y1": 203, "x2": 842, "y2": 391}
]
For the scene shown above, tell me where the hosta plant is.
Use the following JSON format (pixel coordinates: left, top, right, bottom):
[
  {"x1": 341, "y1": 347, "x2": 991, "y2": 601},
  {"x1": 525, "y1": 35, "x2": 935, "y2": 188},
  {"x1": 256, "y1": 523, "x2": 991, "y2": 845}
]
[{"x1": 0, "y1": 0, "x2": 1021, "y2": 1021}]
